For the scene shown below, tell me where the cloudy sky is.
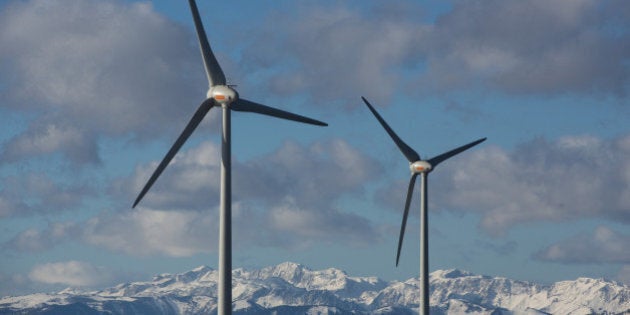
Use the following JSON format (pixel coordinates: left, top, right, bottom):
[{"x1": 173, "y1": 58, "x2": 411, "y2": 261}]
[{"x1": 1, "y1": 0, "x2": 629, "y2": 295}]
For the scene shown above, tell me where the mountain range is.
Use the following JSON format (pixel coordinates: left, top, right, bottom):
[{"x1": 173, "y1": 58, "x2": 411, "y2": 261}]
[{"x1": 1, "y1": 262, "x2": 628, "y2": 314}]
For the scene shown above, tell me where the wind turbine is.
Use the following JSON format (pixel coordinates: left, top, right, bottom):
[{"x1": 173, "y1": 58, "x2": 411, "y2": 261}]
[
  {"x1": 362, "y1": 97, "x2": 485, "y2": 315},
  {"x1": 132, "y1": 1, "x2": 327, "y2": 314}
]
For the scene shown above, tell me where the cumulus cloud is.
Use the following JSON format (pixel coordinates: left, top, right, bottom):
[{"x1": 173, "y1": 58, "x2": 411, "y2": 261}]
[
  {"x1": 83, "y1": 208, "x2": 217, "y2": 257},
  {"x1": 534, "y1": 226, "x2": 630, "y2": 264},
  {"x1": 4, "y1": 222, "x2": 81, "y2": 252},
  {"x1": 240, "y1": 2, "x2": 429, "y2": 104},
  {"x1": 62, "y1": 133, "x2": 630, "y2": 256},
  {"x1": 424, "y1": 0, "x2": 630, "y2": 95},
  {"x1": 233, "y1": 139, "x2": 385, "y2": 248},
  {"x1": 235, "y1": 139, "x2": 380, "y2": 208},
  {"x1": 9, "y1": 138, "x2": 384, "y2": 256},
  {"x1": 1, "y1": 0, "x2": 628, "y2": 165},
  {"x1": 374, "y1": 135, "x2": 630, "y2": 236},
  {"x1": 0, "y1": 172, "x2": 89, "y2": 218},
  {"x1": 121, "y1": 139, "x2": 381, "y2": 215},
  {"x1": 1, "y1": 119, "x2": 98, "y2": 164},
  {"x1": 265, "y1": 197, "x2": 378, "y2": 249},
  {"x1": 5, "y1": 209, "x2": 217, "y2": 257},
  {"x1": 3, "y1": 261, "x2": 139, "y2": 295},
  {"x1": 0, "y1": 0, "x2": 203, "y2": 163},
  {"x1": 120, "y1": 141, "x2": 223, "y2": 211},
  {"x1": 28, "y1": 261, "x2": 112, "y2": 287},
  {"x1": 124, "y1": 139, "x2": 383, "y2": 251},
  {"x1": 242, "y1": 0, "x2": 629, "y2": 104}
]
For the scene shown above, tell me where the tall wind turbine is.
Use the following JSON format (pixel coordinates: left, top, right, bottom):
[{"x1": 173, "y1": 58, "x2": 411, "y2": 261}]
[
  {"x1": 132, "y1": 1, "x2": 327, "y2": 314},
  {"x1": 362, "y1": 97, "x2": 485, "y2": 315}
]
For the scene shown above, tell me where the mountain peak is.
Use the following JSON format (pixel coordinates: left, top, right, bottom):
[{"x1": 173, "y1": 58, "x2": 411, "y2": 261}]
[
  {"x1": 191, "y1": 265, "x2": 213, "y2": 273},
  {"x1": 277, "y1": 261, "x2": 305, "y2": 269},
  {"x1": 431, "y1": 269, "x2": 475, "y2": 279},
  {"x1": 271, "y1": 261, "x2": 308, "y2": 275},
  {"x1": 1, "y1": 263, "x2": 628, "y2": 314}
]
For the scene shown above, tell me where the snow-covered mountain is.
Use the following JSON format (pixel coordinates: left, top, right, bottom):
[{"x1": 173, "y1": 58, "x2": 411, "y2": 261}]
[{"x1": 1, "y1": 262, "x2": 628, "y2": 314}]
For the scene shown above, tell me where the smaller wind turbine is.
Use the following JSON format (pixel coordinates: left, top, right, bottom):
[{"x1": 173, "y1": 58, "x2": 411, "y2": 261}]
[{"x1": 362, "y1": 97, "x2": 485, "y2": 315}]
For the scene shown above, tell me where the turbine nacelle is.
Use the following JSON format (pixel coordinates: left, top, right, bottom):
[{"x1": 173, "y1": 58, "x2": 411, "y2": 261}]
[
  {"x1": 208, "y1": 85, "x2": 238, "y2": 105},
  {"x1": 410, "y1": 160, "x2": 432, "y2": 174}
]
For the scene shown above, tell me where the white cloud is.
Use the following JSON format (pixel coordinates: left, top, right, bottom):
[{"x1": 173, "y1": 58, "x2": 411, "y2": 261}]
[
  {"x1": 122, "y1": 138, "x2": 382, "y2": 216},
  {"x1": 534, "y1": 226, "x2": 630, "y2": 264},
  {"x1": 6, "y1": 124, "x2": 82, "y2": 155},
  {"x1": 0, "y1": 172, "x2": 88, "y2": 218},
  {"x1": 28, "y1": 261, "x2": 110, "y2": 287},
  {"x1": 244, "y1": 0, "x2": 629, "y2": 103},
  {"x1": 17, "y1": 134, "x2": 626, "y2": 256},
  {"x1": 424, "y1": 135, "x2": 630, "y2": 235},
  {"x1": 1, "y1": 0, "x2": 627, "y2": 165},
  {"x1": 1, "y1": 120, "x2": 98, "y2": 164},
  {"x1": 240, "y1": 2, "x2": 429, "y2": 104},
  {"x1": 83, "y1": 208, "x2": 217, "y2": 257},
  {"x1": 424, "y1": 0, "x2": 630, "y2": 95},
  {"x1": 4, "y1": 222, "x2": 80, "y2": 252},
  {"x1": 232, "y1": 139, "x2": 384, "y2": 248},
  {"x1": 121, "y1": 141, "x2": 222, "y2": 211},
  {"x1": 0, "y1": 0, "x2": 203, "y2": 163},
  {"x1": 118, "y1": 138, "x2": 383, "y2": 252},
  {"x1": 9, "y1": 138, "x2": 384, "y2": 256},
  {"x1": 4, "y1": 208, "x2": 218, "y2": 257},
  {"x1": 236, "y1": 139, "x2": 381, "y2": 208},
  {"x1": 266, "y1": 197, "x2": 379, "y2": 249}
]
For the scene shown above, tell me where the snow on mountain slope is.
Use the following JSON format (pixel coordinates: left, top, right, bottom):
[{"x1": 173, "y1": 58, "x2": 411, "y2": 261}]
[
  {"x1": 428, "y1": 269, "x2": 629, "y2": 314},
  {"x1": 1, "y1": 263, "x2": 628, "y2": 314}
]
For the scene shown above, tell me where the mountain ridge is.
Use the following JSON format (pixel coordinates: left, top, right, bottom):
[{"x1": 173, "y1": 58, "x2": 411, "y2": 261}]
[{"x1": 1, "y1": 262, "x2": 628, "y2": 314}]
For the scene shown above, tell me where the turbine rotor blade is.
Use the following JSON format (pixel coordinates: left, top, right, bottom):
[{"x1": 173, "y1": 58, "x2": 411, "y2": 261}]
[
  {"x1": 188, "y1": 0, "x2": 226, "y2": 86},
  {"x1": 231, "y1": 99, "x2": 327, "y2": 126},
  {"x1": 427, "y1": 137, "x2": 486, "y2": 168},
  {"x1": 396, "y1": 173, "x2": 418, "y2": 267},
  {"x1": 362, "y1": 97, "x2": 420, "y2": 163},
  {"x1": 133, "y1": 99, "x2": 215, "y2": 208}
]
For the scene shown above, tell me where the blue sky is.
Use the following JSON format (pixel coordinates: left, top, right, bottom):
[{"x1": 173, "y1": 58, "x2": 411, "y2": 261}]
[{"x1": 1, "y1": 0, "x2": 629, "y2": 295}]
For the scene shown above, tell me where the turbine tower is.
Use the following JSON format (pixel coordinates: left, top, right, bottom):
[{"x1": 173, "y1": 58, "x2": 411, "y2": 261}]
[
  {"x1": 132, "y1": 1, "x2": 327, "y2": 314},
  {"x1": 362, "y1": 97, "x2": 485, "y2": 315}
]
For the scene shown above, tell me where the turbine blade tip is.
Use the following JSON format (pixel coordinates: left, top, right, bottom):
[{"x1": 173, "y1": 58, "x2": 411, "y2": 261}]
[{"x1": 361, "y1": 97, "x2": 372, "y2": 106}]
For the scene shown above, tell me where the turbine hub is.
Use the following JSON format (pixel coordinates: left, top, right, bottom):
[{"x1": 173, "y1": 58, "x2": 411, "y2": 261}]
[
  {"x1": 410, "y1": 161, "x2": 432, "y2": 174},
  {"x1": 207, "y1": 85, "x2": 238, "y2": 105}
]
